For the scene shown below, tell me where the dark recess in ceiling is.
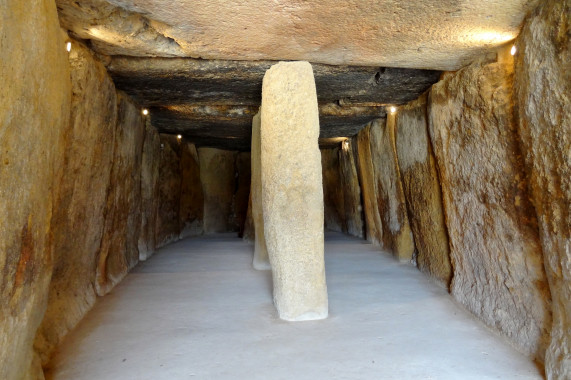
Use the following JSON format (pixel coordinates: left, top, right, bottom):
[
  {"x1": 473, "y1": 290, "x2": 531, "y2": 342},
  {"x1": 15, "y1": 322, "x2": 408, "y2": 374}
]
[{"x1": 108, "y1": 57, "x2": 441, "y2": 150}]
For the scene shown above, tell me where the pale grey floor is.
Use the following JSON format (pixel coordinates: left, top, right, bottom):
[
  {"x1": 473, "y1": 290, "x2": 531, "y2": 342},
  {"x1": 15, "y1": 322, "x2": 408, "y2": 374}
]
[{"x1": 47, "y1": 232, "x2": 542, "y2": 380}]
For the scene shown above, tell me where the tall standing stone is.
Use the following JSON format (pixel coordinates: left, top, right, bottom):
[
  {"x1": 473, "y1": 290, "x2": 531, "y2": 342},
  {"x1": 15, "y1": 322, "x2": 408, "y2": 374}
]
[
  {"x1": 261, "y1": 61, "x2": 328, "y2": 321},
  {"x1": 251, "y1": 112, "x2": 270, "y2": 269}
]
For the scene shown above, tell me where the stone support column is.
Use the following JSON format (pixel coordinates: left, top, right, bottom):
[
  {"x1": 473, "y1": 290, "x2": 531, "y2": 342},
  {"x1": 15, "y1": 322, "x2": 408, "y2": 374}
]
[{"x1": 260, "y1": 61, "x2": 328, "y2": 321}]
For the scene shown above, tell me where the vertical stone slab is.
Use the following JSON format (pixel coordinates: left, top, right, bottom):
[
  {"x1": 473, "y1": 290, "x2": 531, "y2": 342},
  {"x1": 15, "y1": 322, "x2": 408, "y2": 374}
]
[
  {"x1": 261, "y1": 61, "x2": 328, "y2": 321},
  {"x1": 339, "y1": 140, "x2": 365, "y2": 238},
  {"x1": 429, "y1": 56, "x2": 551, "y2": 359},
  {"x1": 395, "y1": 94, "x2": 451, "y2": 286},
  {"x1": 34, "y1": 41, "x2": 117, "y2": 365},
  {"x1": 242, "y1": 193, "x2": 255, "y2": 243},
  {"x1": 251, "y1": 112, "x2": 270, "y2": 269},
  {"x1": 515, "y1": 0, "x2": 571, "y2": 376},
  {"x1": 354, "y1": 124, "x2": 383, "y2": 245},
  {"x1": 139, "y1": 121, "x2": 161, "y2": 260},
  {"x1": 234, "y1": 152, "x2": 252, "y2": 235},
  {"x1": 198, "y1": 147, "x2": 237, "y2": 234},
  {"x1": 321, "y1": 148, "x2": 345, "y2": 233},
  {"x1": 156, "y1": 135, "x2": 183, "y2": 247},
  {"x1": 179, "y1": 142, "x2": 204, "y2": 238},
  {"x1": 96, "y1": 93, "x2": 145, "y2": 296},
  {"x1": 369, "y1": 118, "x2": 415, "y2": 260},
  {"x1": 0, "y1": 1, "x2": 71, "y2": 378}
]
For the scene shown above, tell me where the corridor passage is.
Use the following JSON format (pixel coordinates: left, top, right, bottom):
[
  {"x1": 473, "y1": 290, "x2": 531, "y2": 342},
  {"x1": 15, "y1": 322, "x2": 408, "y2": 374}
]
[{"x1": 46, "y1": 233, "x2": 541, "y2": 379}]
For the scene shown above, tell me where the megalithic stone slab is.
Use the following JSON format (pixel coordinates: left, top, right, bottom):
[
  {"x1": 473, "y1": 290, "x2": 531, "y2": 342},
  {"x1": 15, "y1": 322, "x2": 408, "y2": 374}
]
[
  {"x1": 261, "y1": 61, "x2": 328, "y2": 321},
  {"x1": 251, "y1": 112, "x2": 270, "y2": 270}
]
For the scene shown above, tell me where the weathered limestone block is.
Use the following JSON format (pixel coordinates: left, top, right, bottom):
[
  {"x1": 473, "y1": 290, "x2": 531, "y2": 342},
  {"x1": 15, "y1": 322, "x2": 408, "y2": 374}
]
[
  {"x1": 515, "y1": 0, "x2": 571, "y2": 376},
  {"x1": 354, "y1": 124, "x2": 383, "y2": 246},
  {"x1": 395, "y1": 94, "x2": 451, "y2": 286},
  {"x1": 139, "y1": 121, "x2": 161, "y2": 260},
  {"x1": 96, "y1": 93, "x2": 146, "y2": 296},
  {"x1": 198, "y1": 147, "x2": 238, "y2": 234},
  {"x1": 251, "y1": 112, "x2": 270, "y2": 269},
  {"x1": 339, "y1": 140, "x2": 364, "y2": 238},
  {"x1": 156, "y1": 135, "x2": 182, "y2": 247},
  {"x1": 34, "y1": 41, "x2": 116, "y2": 366},
  {"x1": 322, "y1": 148, "x2": 345, "y2": 233},
  {"x1": 0, "y1": 2, "x2": 71, "y2": 379},
  {"x1": 369, "y1": 118, "x2": 415, "y2": 260},
  {"x1": 234, "y1": 152, "x2": 252, "y2": 235},
  {"x1": 429, "y1": 56, "x2": 551, "y2": 359},
  {"x1": 261, "y1": 61, "x2": 328, "y2": 321},
  {"x1": 179, "y1": 142, "x2": 203, "y2": 238}
]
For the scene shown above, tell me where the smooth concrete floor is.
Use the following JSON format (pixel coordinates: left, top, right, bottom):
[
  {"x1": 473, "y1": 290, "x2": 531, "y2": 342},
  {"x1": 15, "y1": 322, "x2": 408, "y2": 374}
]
[{"x1": 47, "y1": 232, "x2": 542, "y2": 380}]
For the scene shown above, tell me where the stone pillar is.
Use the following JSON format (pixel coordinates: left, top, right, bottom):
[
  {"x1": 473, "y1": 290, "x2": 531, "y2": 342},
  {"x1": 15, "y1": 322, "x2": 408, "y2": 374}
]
[
  {"x1": 261, "y1": 61, "x2": 328, "y2": 321},
  {"x1": 251, "y1": 112, "x2": 271, "y2": 269}
]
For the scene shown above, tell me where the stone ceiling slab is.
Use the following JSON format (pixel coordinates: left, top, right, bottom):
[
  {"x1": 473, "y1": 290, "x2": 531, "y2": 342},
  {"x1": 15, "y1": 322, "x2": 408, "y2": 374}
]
[{"x1": 57, "y1": 0, "x2": 538, "y2": 70}]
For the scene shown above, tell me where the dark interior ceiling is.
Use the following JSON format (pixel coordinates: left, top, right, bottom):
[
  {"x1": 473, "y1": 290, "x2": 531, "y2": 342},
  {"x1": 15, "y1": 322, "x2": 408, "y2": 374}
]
[{"x1": 108, "y1": 58, "x2": 441, "y2": 150}]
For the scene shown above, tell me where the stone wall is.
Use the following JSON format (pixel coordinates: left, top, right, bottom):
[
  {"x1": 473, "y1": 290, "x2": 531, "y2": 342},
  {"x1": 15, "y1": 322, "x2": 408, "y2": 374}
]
[
  {"x1": 514, "y1": 0, "x2": 571, "y2": 376},
  {"x1": 0, "y1": 1, "x2": 71, "y2": 378},
  {"x1": 395, "y1": 94, "x2": 451, "y2": 286},
  {"x1": 321, "y1": 148, "x2": 345, "y2": 233}
]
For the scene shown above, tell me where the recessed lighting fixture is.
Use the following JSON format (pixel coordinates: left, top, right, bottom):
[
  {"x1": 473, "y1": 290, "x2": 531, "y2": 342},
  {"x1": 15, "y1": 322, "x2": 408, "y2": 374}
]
[
  {"x1": 66, "y1": 42, "x2": 72, "y2": 52},
  {"x1": 390, "y1": 106, "x2": 397, "y2": 114},
  {"x1": 142, "y1": 109, "x2": 149, "y2": 116},
  {"x1": 342, "y1": 140, "x2": 350, "y2": 150},
  {"x1": 177, "y1": 134, "x2": 182, "y2": 139},
  {"x1": 510, "y1": 45, "x2": 517, "y2": 56}
]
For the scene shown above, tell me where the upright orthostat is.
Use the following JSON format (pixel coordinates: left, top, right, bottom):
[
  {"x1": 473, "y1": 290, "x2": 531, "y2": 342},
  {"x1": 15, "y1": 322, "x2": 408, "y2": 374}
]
[
  {"x1": 251, "y1": 112, "x2": 271, "y2": 270},
  {"x1": 260, "y1": 61, "x2": 328, "y2": 321}
]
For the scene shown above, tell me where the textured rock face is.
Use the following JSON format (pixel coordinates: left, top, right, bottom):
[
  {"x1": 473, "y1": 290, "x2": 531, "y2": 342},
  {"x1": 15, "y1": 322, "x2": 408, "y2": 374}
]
[
  {"x1": 354, "y1": 124, "x2": 383, "y2": 245},
  {"x1": 322, "y1": 148, "x2": 345, "y2": 233},
  {"x1": 0, "y1": 1, "x2": 70, "y2": 378},
  {"x1": 234, "y1": 152, "x2": 252, "y2": 235},
  {"x1": 250, "y1": 112, "x2": 270, "y2": 269},
  {"x1": 429, "y1": 56, "x2": 551, "y2": 358},
  {"x1": 34, "y1": 41, "x2": 117, "y2": 366},
  {"x1": 138, "y1": 121, "x2": 161, "y2": 260},
  {"x1": 179, "y1": 142, "x2": 203, "y2": 238},
  {"x1": 369, "y1": 118, "x2": 415, "y2": 260},
  {"x1": 156, "y1": 135, "x2": 183, "y2": 246},
  {"x1": 58, "y1": 0, "x2": 537, "y2": 70},
  {"x1": 339, "y1": 141, "x2": 364, "y2": 238},
  {"x1": 96, "y1": 93, "x2": 146, "y2": 296},
  {"x1": 515, "y1": 0, "x2": 571, "y2": 376},
  {"x1": 198, "y1": 147, "x2": 238, "y2": 234},
  {"x1": 395, "y1": 95, "x2": 451, "y2": 285},
  {"x1": 261, "y1": 62, "x2": 328, "y2": 321}
]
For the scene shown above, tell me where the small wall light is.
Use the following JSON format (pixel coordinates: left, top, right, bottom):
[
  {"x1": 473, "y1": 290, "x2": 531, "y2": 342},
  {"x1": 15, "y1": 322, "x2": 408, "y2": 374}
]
[
  {"x1": 389, "y1": 106, "x2": 397, "y2": 114},
  {"x1": 177, "y1": 134, "x2": 182, "y2": 140},
  {"x1": 342, "y1": 140, "x2": 350, "y2": 150},
  {"x1": 66, "y1": 42, "x2": 72, "y2": 52},
  {"x1": 510, "y1": 45, "x2": 517, "y2": 56},
  {"x1": 142, "y1": 109, "x2": 149, "y2": 116}
]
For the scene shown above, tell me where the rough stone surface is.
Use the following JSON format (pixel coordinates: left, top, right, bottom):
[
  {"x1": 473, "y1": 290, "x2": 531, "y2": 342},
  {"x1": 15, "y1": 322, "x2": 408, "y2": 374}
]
[
  {"x1": 250, "y1": 112, "x2": 270, "y2": 270},
  {"x1": 156, "y1": 135, "x2": 183, "y2": 247},
  {"x1": 138, "y1": 121, "x2": 161, "y2": 260},
  {"x1": 234, "y1": 152, "x2": 252, "y2": 235},
  {"x1": 514, "y1": 0, "x2": 571, "y2": 376},
  {"x1": 34, "y1": 41, "x2": 117, "y2": 366},
  {"x1": 261, "y1": 62, "x2": 328, "y2": 321},
  {"x1": 321, "y1": 148, "x2": 345, "y2": 233},
  {"x1": 96, "y1": 93, "x2": 145, "y2": 296},
  {"x1": 369, "y1": 118, "x2": 415, "y2": 260},
  {"x1": 179, "y1": 142, "x2": 203, "y2": 238},
  {"x1": 107, "y1": 57, "x2": 438, "y2": 150},
  {"x1": 338, "y1": 141, "x2": 365, "y2": 239},
  {"x1": 59, "y1": 0, "x2": 537, "y2": 70},
  {"x1": 353, "y1": 124, "x2": 383, "y2": 246},
  {"x1": 198, "y1": 147, "x2": 238, "y2": 234},
  {"x1": 429, "y1": 56, "x2": 551, "y2": 359},
  {"x1": 0, "y1": 2, "x2": 71, "y2": 378},
  {"x1": 242, "y1": 193, "x2": 255, "y2": 243},
  {"x1": 395, "y1": 94, "x2": 451, "y2": 286}
]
